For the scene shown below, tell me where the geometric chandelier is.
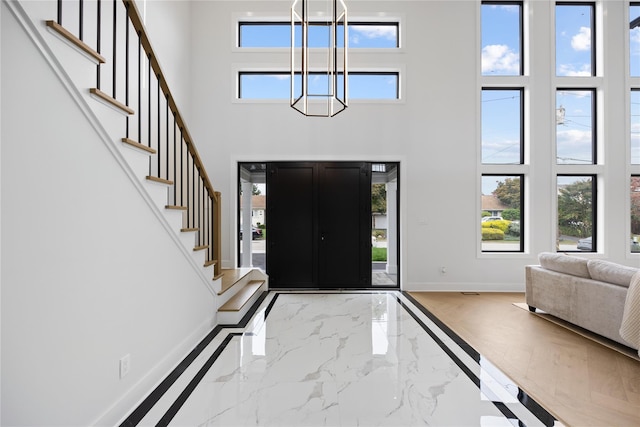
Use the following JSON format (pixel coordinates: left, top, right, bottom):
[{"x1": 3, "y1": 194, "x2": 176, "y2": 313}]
[{"x1": 291, "y1": 0, "x2": 348, "y2": 117}]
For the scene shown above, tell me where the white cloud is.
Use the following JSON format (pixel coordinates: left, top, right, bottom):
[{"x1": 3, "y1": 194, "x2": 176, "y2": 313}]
[
  {"x1": 632, "y1": 28, "x2": 640, "y2": 51},
  {"x1": 349, "y1": 25, "x2": 396, "y2": 45},
  {"x1": 571, "y1": 26, "x2": 591, "y2": 51},
  {"x1": 556, "y1": 128, "x2": 593, "y2": 163},
  {"x1": 557, "y1": 64, "x2": 591, "y2": 77},
  {"x1": 481, "y1": 44, "x2": 520, "y2": 74}
]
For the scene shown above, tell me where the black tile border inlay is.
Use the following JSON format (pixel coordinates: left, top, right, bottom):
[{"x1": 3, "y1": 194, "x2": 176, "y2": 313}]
[
  {"x1": 118, "y1": 291, "x2": 269, "y2": 427},
  {"x1": 401, "y1": 291, "x2": 557, "y2": 427},
  {"x1": 122, "y1": 291, "x2": 556, "y2": 426}
]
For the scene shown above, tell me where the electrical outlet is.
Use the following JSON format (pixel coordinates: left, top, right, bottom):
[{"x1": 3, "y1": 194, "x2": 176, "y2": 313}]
[{"x1": 119, "y1": 354, "x2": 131, "y2": 379}]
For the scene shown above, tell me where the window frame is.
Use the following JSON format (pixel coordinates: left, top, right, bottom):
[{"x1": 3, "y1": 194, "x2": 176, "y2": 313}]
[
  {"x1": 556, "y1": 174, "x2": 597, "y2": 253},
  {"x1": 630, "y1": 3, "x2": 640, "y2": 77},
  {"x1": 556, "y1": 87, "x2": 597, "y2": 165},
  {"x1": 632, "y1": 175, "x2": 640, "y2": 253},
  {"x1": 481, "y1": 1, "x2": 524, "y2": 76},
  {"x1": 238, "y1": 71, "x2": 400, "y2": 100},
  {"x1": 238, "y1": 21, "x2": 400, "y2": 49},
  {"x1": 555, "y1": 2, "x2": 596, "y2": 77},
  {"x1": 481, "y1": 87, "x2": 525, "y2": 165},
  {"x1": 481, "y1": 173, "x2": 525, "y2": 253}
]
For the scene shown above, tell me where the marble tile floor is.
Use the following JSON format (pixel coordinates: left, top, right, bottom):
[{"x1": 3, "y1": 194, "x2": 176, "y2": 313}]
[{"x1": 124, "y1": 292, "x2": 561, "y2": 426}]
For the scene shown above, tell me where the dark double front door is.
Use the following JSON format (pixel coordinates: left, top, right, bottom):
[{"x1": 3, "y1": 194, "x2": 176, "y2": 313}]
[{"x1": 266, "y1": 162, "x2": 372, "y2": 288}]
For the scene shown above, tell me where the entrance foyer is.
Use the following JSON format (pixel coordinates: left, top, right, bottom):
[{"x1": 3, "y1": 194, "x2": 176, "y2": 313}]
[{"x1": 126, "y1": 292, "x2": 557, "y2": 426}]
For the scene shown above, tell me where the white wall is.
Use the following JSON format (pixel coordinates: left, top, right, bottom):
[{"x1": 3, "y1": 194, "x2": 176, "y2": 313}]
[
  {"x1": 140, "y1": 0, "x2": 193, "y2": 122},
  {"x1": 1, "y1": 2, "x2": 215, "y2": 424},
  {"x1": 187, "y1": 0, "x2": 639, "y2": 290}
]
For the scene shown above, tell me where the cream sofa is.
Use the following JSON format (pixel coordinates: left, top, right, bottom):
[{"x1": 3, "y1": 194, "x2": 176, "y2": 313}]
[{"x1": 525, "y1": 252, "x2": 639, "y2": 350}]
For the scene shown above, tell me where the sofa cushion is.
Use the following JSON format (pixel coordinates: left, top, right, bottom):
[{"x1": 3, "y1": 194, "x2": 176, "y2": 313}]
[
  {"x1": 538, "y1": 252, "x2": 591, "y2": 279},
  {"x1": 587, "y1": 259, "x2": 639, "y2": 288}
]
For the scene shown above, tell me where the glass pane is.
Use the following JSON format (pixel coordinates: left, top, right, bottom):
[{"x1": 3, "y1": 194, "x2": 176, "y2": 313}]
[
  {"x1": 349, "y1": 24, "x2": 398, "y2": 48},
  {"x1": 240, "y1": 22, "x2": 398, "y2": 48},
  {"x1": 240, "y1": 73, "x2": 399, "y2": 99},
  {"x1": 631, "y1": 5, "x2": 640, "y2": 76},
  {"x1": 481, "y1": 89, "x2": 522, "y2": 164},
  {"x1": 240, "y1": 23, "x2": 290, "y2": 47},
  {"x1": 633, "y1": 90, "x2": 640, "y2": 164},
  {"x1": 556, "y1": 3, "x2": 594, "y2": 76},
  {"x1": 240, "y1": 74, "x2": 291, "y2": 99},
  {"x1": 481, "y1": 3, "x2": 522, "y2": 76},
  {"x1": 556, "y1": 89, "x2": 594, "y2": 164},
  {"x1": 481, "y1": 176, "x2": 522, "y2": 252},
  {"x1": 632, "y1": 176, "x2": 640, "y2": 253},
  {"x1": 557, "y1": 176, "x2": 594, "y2": 252},
  {"x1": 349, "y1": 73, "x2": 398, "y2": 99}
]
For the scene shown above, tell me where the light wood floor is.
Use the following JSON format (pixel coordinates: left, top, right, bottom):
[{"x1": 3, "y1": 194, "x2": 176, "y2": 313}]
[{"x1": 408, "y1": 292, "x2": 640, "y2": 427}]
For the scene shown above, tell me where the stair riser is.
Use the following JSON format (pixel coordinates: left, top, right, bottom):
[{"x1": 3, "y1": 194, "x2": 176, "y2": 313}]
[{"x1": 217, "y1": 284, "x2": 266, "y2": 325}]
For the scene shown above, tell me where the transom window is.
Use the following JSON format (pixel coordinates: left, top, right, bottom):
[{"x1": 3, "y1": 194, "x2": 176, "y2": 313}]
[
  {"x1": 238, "y1": 72, "x2": 399, "y2": 100},
  {"x1": 239, "y1": 22, "x2": 399, "y2": 48}
]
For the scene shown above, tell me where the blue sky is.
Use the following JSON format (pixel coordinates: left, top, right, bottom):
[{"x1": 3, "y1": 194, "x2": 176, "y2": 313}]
[
  {"x1": 481, "y1": 3, "x2": 608, "y2": 195},
  {"x1": 241, "y1": 6, "x2": 638, "y2": 184},
  {"x1": 240, "y1": 23, "x2": 398, "y2": 99}
]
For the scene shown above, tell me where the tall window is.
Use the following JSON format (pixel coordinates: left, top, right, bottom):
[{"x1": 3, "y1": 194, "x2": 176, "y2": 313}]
[
  {"x1": 631, "y1": 4, "x2": 640, "y2": 77},
  {"x1": 481, "y1": 2, "x2": 523, "y2": 76},
  {"x1": 482, "y1": 88, "x2": 524, "y2": 164},
  {"x1": 556, "y1": 3, "x2": 595, "y2": 76},
  {"x1": 630, "y1": 175, "x2": 640, "y2": 252},
  {"x1": 633, "y1": 89, "x2": 640, "y2": 165},
  {"x1": 556, "y1": 89, "x2": 595, "y2": 164},
  {"x1": 632, "y1": 176, "x2": 640, "y2": 253},
  {"x1": 557, "y1": 175, "x2": 596, "y2": 251},
  {"x1": 239, "y1": 22, "x2": 399, "y2": 48},
  {"x1": 481, "y1": 175, "x2": 523, "y2": 252}
]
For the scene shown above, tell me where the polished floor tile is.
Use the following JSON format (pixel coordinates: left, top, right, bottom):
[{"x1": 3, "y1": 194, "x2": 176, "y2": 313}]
[{"x1": 134, "y1": 292, "x2": 559, "y2": 426}]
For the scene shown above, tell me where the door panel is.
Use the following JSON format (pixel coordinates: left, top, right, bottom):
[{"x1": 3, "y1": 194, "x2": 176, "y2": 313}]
[
  {"x1": 318, "y1": 163, "x2": 371, "y2": 287},
  {"x1": 266, "y1": 162, "x2": 371, "y2": 288},
  {"x1": 266, "y1": 163, "x2": 316, "y2": 288}
]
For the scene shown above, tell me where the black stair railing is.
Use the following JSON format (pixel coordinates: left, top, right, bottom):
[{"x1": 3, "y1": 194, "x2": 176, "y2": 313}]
[{"x1": 50, "y1": 0, "x2": 222, "y2": 276}]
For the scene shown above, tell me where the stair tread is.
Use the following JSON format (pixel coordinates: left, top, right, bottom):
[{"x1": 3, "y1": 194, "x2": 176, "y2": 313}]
[
  {"x1": 218, "y1": 281, "x2": 264, "y2": 312},
  {"x1": 122, "y1": 138, "x2": 156, "y2": 154},
  {"x1": 45, "y1": 20, "x2": 106, "y2": 63},
  {"x1": 218, "y1": 268, "x2": 253, "y2": 295},
  {"x1": 193, "y1": 245, "x2": 208, "y2": 251},
  {"x1": 90, "y1": 88, "x2": 135, "y2": 115}
]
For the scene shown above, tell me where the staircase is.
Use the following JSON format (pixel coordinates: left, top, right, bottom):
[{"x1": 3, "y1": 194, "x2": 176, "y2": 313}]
[{"x1": 25, "y1": 0, "x2": 267, "y2": 324}]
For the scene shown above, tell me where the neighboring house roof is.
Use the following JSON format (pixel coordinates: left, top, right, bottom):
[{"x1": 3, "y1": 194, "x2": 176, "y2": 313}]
[
  {"x1": 240, "y1": 194, "x2": 266, "y2": 209},
  {"x1": 482, "y1": 194, "x2": 508, "y2": 211}
]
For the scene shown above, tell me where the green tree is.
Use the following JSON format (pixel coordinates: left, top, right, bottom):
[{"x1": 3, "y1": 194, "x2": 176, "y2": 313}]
[
  {"x1": 252, "y1": 184, "x2": 261, "y2": 195},
  {"x1": 558, "y1": 179, "x2": 593, "y2": 237},
  {"x1": 632, "y1": 176, "x2": 640, "y2": 235},
  {"x1": 493, "y1": 178, "x2": 521, "y2": 209},
  {"x1": 501, "y1": 208, "x2": 520, "y2": 221},
  {"x1": 372, "y1": 184, "x2": 387, "y2": 214}
]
